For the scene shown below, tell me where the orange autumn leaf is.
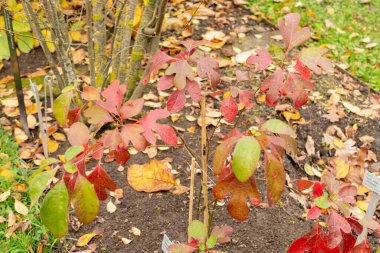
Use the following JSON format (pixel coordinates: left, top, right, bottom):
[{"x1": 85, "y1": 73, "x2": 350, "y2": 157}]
[{"x1": 127, "y1": 160, "x2": 176, "y2": 192}]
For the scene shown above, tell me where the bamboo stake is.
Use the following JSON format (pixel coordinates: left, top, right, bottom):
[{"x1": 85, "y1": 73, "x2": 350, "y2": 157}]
[
  {"x1": 2, "y1": 5, "x2": 30, "y2": 137},
  {"x1": 188, "y1": 157, "x2": 196, "y2": 242},
  {"x1": 85, "y1": 0, "x2": 96, "y2": 86},
  {"x1": 201, "y1": 95, "x2": 209, "y2": 229},
  {"x1": 30, "y1": 80, "x2": 48, "y2": 158}
]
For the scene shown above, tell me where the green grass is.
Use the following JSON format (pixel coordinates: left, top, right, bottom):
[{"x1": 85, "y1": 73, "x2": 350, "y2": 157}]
[
  {"x1": 249, "y1": 0, "x2": 380, "y2": 91},
  {"x1": 0, "y1": 127, "x2": 56, "y2": 253}
]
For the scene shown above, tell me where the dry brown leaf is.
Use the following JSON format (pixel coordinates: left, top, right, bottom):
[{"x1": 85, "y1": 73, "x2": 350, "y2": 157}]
[
  {"x1": 131, "y1": 227, "x2": 141, "y2": 236},
  {"x1": 127, "y1": 160, "x2": 176, "y2": 192},
  {"x1": 305, "y1": 136, "x2": 315, "y2": 156},
  {"x1": 0, "y1": 190, "x2": 11, "y2": 202},
  {"x1": 14, "y1": 128, "x2": 28, "y2": 143},
  {"x1": 106, "y1": 200, "x2": 117, "y2": 213},
  {"x1": 14, "y1": 199, "x2": 29, "y2": 216},
  {"x1": 27, "y1": 114, "x2": 37, "y2": 129}
]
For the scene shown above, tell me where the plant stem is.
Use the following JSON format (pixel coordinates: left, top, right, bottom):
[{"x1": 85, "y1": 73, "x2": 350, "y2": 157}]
[
  {"x1": 2, "y1": 6, "x2": 30, "y2": 137},
  {"x1": 85, "y1": 0, "x2": 95, "y2": 86}
]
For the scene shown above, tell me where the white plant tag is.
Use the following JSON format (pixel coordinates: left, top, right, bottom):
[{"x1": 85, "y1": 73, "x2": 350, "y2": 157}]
[
  {"x1": 355, "y1": 170, "x2": 380, "y2": 245},
  {"x1": 161, "y1": 234, "x2": 173, "y2": 253},
  {"x1": 363, "y1": 170, "x2": 380, "y2": 194}
]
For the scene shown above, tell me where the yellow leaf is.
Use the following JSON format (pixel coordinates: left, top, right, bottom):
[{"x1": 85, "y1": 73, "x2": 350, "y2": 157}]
[
  {"x1": 133, "y1": 5, "x2": 143, "y2": 29},
  {"x1": 356, "y1": 200, "x2": 368, "y2": 211},
  {"x1": 14, "y1": 127, "x2": 28, "y2": 143},
  {"x1": 333, "y1": 138, "x2": 343, "y2": 149},
  {"x1": 223, "y1": 91, "x2": 232, "y2": 99},
  {"x1": 357, "y1": 185, "x2": 370, "y2": 195},
  {"x1": 257, "y1": 94, "x2": 266, "y2": 103},
  {"x1": 127, "y1": 160, "x2": 176, "y2": 192},
  {"x1": 281, "y1": 110, "x2": 301, "y2": 122},
  {"x1": 332, "y1": 157, "x2": 349, "y2": 179},
  {"x1": 48, "y1": 138, "x2": 59, "y2": 153},
  {"x1": 52, "y1": 132, "x2": 66, "y2": 141},
  {"x1": 76, "y1": 232, "x2": 98, "y2": 247}
]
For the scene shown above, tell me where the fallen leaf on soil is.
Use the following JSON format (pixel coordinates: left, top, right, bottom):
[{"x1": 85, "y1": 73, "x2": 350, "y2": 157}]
[
  {"x1": 14, "y1": 128, "x2": 28, "y2": 143},
  {"x1": 106, "y1": 200, "x2": 117, "y2": 213},
  {"x1": 120, "y1": 237, "x2": 132, "y2": 245},
  {"x1": 305, "y1": 136, "x2": 315, "y2": 156},
  {"x1": 76, "y1": 232, "x2": 99, "y2": 247},
  {"x1": 127, "y1": 160, "x2": 176, "y2": 192},
  {"x1": 131, "y1": 227, "x2": 141, "y2": 236},
  {"x1": 331, "y1": 157, "x2": 349, "y2": 179}
]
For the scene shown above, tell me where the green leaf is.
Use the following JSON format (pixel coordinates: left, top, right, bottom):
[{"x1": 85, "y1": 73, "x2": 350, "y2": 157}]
[
  {"x1": 0, "y1": 31, "x2": 10, "y2": 60},
  {"x1": 260, "y1": 119, "x2": 296, "y2": 137},
  {"x1": 29, "y1": 157, "x2": 60, "y2": 181},
  {"x1": 206, "y1": 235, "x2": 217, "y2": 249},
  {"x1": 65, "y1": 146, "x2": 84, "y2": 161},
  {"x1": 62, "y1": 85, "x2": 75, "y2": 93},
  {"x1": 314, "y1": 193, "x2": 331, "y2": 209},
  {"x1": 16, "y1": 32, "x2": 34, "y2": 53},
  {"x1": 232, "y1": 136, "x2": 261, "y2": 182},
  {"x1": 71, "y1": 174, "x2": 99, "y2": 224},
  {"x1": 188, "y1": 220, "x2": 207, "y2": 241},
  {"x1": 63, "y1": 162, "x2": 77, "y2": 173},
  {"x1": 53, "y1": 92, "x2": 73, "y2": 127},
  {"x1": 29, "y1": 168, "x2": 57, "y2": 207},
  {"x1": 41, "y1": 181, "x2": 69, "y2": 238},
  {"x1": 12, "y1": 19, "x2": 30, "y2": 33}
]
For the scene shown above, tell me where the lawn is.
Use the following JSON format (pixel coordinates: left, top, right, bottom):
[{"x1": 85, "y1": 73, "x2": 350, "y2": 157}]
[
  {"x1": 0, "y1": 127, "x2": 56, "y2": 253},
  {"x1": 250, "y1": 0, "x2": 380, "y2": 91}
]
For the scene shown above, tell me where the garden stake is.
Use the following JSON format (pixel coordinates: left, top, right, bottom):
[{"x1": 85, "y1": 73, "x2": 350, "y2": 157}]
[
  {"x1": 201, "y1": 95, "x2": 209, "y2": 229},
  {"x1": 30, "y1": 80, "x2": 49, "y2": 158},
  {"x1": 188, "y1": 157, "x2": 196, "y2": 242},
  {"x1": 3, "y1": 5, "x2": 30, "y2": 137}
]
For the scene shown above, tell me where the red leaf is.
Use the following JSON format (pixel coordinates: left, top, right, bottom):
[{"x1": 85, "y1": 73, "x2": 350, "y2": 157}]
[
  {"x1": 260, "y1": 68, "x2": 285, "y2": 106},
  {"x1": 299, "y1": 47, "x2": 333, "y2": 75},
  {"x1": 113, "y1": 145, "x2": 130, "y2": 165},
  {"x1": 247, "y1": 49, "x2": 273, "y2": 71},
  {"x1": 351, "y1": 239, "x2": 371, "y2": 253},
  {"x1": 167, "y1": 89, "x2": 186, "y2": 113},
  {"x1": 121, "y1": 124, "x2": 147, "y2": 151},
  {"x1": 297, "y1": 179, "x2": 314, "y2": 191},
  {"x1": 67, "y1": 106, "x2": 83, "y2": 127},
  {"x1": 197, "y1": 56, "x2": 220, "y2": 86},
  {"x1": 87, "y1": 163, "x2": 116, "y2": 200},
  {"x1": 83, "y1": 104, "x2": 113, "y2": 125},
  {"x1": 307, "y1": 206, "x2": 321, "y2": 220},
  {"x1": 236, "y1": 70, "x2": 250, "y2": 83},
  {"x1": 157, "y1": 75, "x2": 175, "y2": 90},
  {"x1": 166, "y1": 60, "x2": 195, "y2": 89},
  {"x1": 180, "y1": 39, "x2": 208, "y2": 55},
  {"x1": 326, "y1": 210, "x2": 351, "y2": 248},
  {"x1": 120, "y1": 98, "x2": 144, "y2": 120},
  {"x1": 238, "y1": 89, "x2": 254, "y2": 109},
  {"x1": 294, "y1": 60, "x2": 311, "y2": 79},
  {"x1": 336, "y1": 232, "x2": 356, "y2": 253},
  {"x1": 287, "y1": 224, "x2": 340, "y2": 253},
  {"x1": 67, "y1": 122, "x2": 90, "y2": 147},
  {"x1": 278, "y1": 13, "x2": 311, "y2": 53},
  {"x1": 220, "y1": 97, "x2": 238, "y2": 123},
  {"x1": 210, "y1": 225, "x2": 234, "y2": 243},
  {"x1": 265, "y1": 152, "x2": 285, "y2": 206},
  {"x1": 213, "y1": 129, "x2": 243, "y2": 175},
  {"x1": 103, "y1": 129, "x2": 122, "y2": 150},
  {"x1": 186, "y1": 79, "x2": 201, "y2": 102},
  {"x1": 337, "y1": 184, "x2": 357, "y2": 204},
  {"x1": 345, "y1": 217, "x2": 363, "y2": 235},
  {"x1": 213, "y1": 172, "x2": 260, "y2": 221},
  {"x1": 139, "y1": 109, "x2": 177, "y2": 146},
  {"x1": 142, "y1": 51, "x2": 175, "y2": 84},
  {"x1": 313, "y1": 182, "x2": 323, "y2": 198},
  {"x1": 280, "y1": 72, "x2": 313, "y2": 108},
  {"x1": 96, "y1": 80, "x2": 126, "y2": 115}
]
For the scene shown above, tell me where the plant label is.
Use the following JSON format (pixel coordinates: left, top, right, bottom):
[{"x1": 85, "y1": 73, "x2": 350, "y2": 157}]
[
  {"x1": 161, "y1": 234, "x2": 173, "y2": 253},
  {"x1": 363, "y1": 170, "x2": 380, "y2": 194},
  {"x1": 355, "y1": 170, "x2": 380, "y2": 245}
]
